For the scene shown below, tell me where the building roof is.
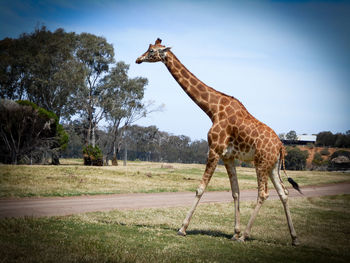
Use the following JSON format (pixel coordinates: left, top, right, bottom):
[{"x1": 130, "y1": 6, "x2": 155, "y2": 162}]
[{"x1": 297, "y1": 134, "x2": 317, "y2": 142}]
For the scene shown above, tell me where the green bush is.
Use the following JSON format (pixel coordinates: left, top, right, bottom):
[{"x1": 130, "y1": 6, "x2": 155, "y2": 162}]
[
  {"x1": 57, "y1": 124, "x2": 69, "y2": 151},
  {"x1": 0, "y1": 99, "x2": 69, "y2": 164},
  {"x1": 320, "y1": 148, "x2": 330, "y2": 156},
  {"x1": 83, "y1": 145, "x2": 103, "y2": 166},
  {"x1": 312, "y1": 152, "x2": 325, "y2": 166},
  {"x1": 17, "y1": 100, "x2": 69, "y2": 163},
  {"x1": 306, "y1": 143, "x2": 314, "y2": 149},
  {"x1": 285, "y1": 146, "x2": 309, "y2": 170}
]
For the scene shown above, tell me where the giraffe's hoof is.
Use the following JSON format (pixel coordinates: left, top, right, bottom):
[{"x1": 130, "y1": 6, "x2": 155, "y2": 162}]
[
  {"x1": 230, "y1": 234, "x2": 241, "y2": 241},
  {"x1": 292, "y1": 238, "x2": 300, "y2": 246},
  {"x1": 177, "y1": 230, "x2": 186, "y2": 237},
  {"x1": 237, "y1": 237, "x2": 245, "y2": 243},
  {"x1": 232, "y1": 236, "x2": 245, "y2": 243}
]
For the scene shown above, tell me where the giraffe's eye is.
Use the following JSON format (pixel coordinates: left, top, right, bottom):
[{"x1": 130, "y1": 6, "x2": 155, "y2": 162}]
[{"x1": 149, "y1": 49, "x2": 154, "y2": 53}]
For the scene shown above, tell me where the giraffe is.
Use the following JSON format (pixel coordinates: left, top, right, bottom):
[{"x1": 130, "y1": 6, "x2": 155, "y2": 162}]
[{"x1": 136, "y1": 38, "x2": 300, "y2": 246}]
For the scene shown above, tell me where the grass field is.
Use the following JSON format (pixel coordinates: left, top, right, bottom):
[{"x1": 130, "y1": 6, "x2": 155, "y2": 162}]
[
  {"x1": 0, "y1": 159, "x2": 349, "y2": 198},
  {"x1": 0, "y1": 195, "x2": 349, "y2": 262},
  {"x1": 0, "y1": 159, "x2": 349, "y2": 262}
]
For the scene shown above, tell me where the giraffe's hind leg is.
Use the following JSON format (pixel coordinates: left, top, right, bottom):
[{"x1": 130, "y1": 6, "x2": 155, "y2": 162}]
[
  {"x1": 224, "y1": 159, "x2": 241, "y2": 240},
  {"x1": 239, "y1": 166, "x2": 269, "y2": 242},
  {"x1": 269, "y1": 161, "x2": 299, "y2": 246}
]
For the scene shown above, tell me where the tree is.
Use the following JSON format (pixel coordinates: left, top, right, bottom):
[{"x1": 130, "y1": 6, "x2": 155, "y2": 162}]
[
  {"x1": 120, "y1": 125, "x2": 160, "y2": 162},
  {"x1": 99, "y1": 125, "x2": 208, "y2": 164},
  {"x1": 186, "y1": 139, "x2": 208, "y2": 164},
  {"x1": 0, "y1": 26, "x2": 86, "y2": 164},
  {"x1": 0, "y1": 37, "x2": 28, "y2": 100},
  {"x1": 61, "y1": 121, "x2": 84, "y2": 158},
  {"x1": 159, "y1": 134, "x2": 192, "y2": 163},
  {"x1": 278, "y1": 133, "x2": 285, "y2": 140},
  {"x1": 0, "y1": 99, "x2": 68, "y2": 164},
  {"x1": 100, "y1": 62, "x2": 161, "y2": 165},
  {"x1": 75, "y1": 32, "x2": 115, "y2": 148},
  {"x1": 316, "y1": 131, "x2": 335, "y2": 147},
  {"x1": 0, "y1": 26, "x2": 85, "y2": 120},
  {"x1": 334, "y1": 133, "x2": 349, "y2": 148},
  {"x1": 285, "y1": 130, "x2": 298, "y2": 141}
]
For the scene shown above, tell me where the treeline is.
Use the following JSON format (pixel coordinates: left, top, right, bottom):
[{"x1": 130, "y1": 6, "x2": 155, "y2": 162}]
[
  {"x1": 62, "y1": 124, "x2": 208, "y2": 164},
  {"x1": 316, "y1": 131, "x2": 350, "y2": 148}
]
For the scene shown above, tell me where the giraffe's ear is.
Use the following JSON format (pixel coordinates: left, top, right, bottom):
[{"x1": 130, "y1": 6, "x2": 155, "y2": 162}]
[{"x1": 155, "y1": 38, "x2": 162, "y2": 45}]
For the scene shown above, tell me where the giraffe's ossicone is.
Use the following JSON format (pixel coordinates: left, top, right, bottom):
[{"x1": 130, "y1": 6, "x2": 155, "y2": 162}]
[{"x1": 136, "y1": 38, "x2": 300, "y2": 246}]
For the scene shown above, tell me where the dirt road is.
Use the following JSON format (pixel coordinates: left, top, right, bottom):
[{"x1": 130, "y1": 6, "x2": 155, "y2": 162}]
[{"x1": 0, "y1": 183, "x2": 349, "y2": 218}]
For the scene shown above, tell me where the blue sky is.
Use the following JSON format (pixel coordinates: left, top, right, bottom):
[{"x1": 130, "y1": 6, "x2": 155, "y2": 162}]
[{"x1": 1, "y1": 0, "x2": 349, "y2": 140}]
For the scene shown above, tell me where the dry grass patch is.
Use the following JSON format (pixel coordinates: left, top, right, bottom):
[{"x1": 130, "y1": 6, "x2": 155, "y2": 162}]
[{"x1": 0, "y1": 160, "x2": 349, "y2": 198}]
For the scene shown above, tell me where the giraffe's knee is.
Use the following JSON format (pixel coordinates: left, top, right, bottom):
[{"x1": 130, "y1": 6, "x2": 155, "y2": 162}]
[
  {"x1": 196, "y1": 187, "x2": 204, "y2": 197},
  {"x1": 279, "y1": 186, "x2": 289, "y2": 203},
  {"x1": 258, "y1": 191, "x2": 269, "y2": 203},
  {"x1": 232, "y1": 192, "x2": 239, "y2": 200}
]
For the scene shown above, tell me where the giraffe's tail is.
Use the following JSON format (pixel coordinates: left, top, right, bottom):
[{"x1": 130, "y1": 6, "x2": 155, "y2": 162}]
[{"x1": 279, "y1": 146, "x2": 303, "y2": 195}]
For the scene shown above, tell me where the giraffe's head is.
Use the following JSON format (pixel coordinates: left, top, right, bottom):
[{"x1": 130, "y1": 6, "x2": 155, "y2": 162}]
[{"x1": 136, "y1": 38, "x2": 171, "y2": 64}]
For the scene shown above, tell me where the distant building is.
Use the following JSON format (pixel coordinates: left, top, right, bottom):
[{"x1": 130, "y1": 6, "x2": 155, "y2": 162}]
[{"x1": 282, "y1": 134, "x2": 317, "y2": 145}]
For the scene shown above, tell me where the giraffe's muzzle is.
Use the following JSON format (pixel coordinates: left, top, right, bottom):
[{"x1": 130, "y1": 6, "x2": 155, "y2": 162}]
[{"x1": 135, "y1": 57, "x2": 143, "y2": 64}]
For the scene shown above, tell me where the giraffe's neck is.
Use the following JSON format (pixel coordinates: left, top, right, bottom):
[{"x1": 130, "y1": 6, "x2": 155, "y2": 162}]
[{"x1": 163, "y1": 51, "x2": 220, "y2": 120}]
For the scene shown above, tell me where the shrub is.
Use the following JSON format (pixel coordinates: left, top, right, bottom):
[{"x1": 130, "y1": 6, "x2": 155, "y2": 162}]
[
  {"x1": 0, "y1": 99, "x2": 68, "y2": 164},
  {"x1": 57, "y1": 124, "x2": 69, "y2": 151},
  {"x1": 320, "y1": 148, "x2": 330, "y2": 156},
  {"x1": 306, "y1": 143, "x2": 314, "y2": 149},
  {"x1": 285, "y1": 146, "x2": 309, "y2": 170},
  {"x1": 312, "y1": 152, "x2": 324, "y2": 166},
  {"x1": 83, "y1": 145, "x2": 103, "y2": 166}
]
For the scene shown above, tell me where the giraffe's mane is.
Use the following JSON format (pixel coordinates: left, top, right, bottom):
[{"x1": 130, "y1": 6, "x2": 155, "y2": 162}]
[{"x1": 168, "y1": 50, "x2": 248, "y2": 112}]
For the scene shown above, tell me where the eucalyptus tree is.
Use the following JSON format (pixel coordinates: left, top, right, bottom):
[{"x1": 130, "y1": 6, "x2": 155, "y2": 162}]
[
  {"x1": 100, "y1": 61, "x2": 149, "y2": 165},
  {"x1": 0, "y1": 26, "x2": 85, "y2": 120},
  {"x1": 286, "y1": 130, "x2": 298, "y2": 141},
  {"x1": 0, "y1": 37, "x2": 28, "y2": 100},
  {"x1": 75, "y1": 32, "x2": 115, "y2": 147}
]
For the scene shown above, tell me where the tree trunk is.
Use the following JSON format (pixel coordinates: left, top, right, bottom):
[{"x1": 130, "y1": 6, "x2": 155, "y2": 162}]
[
  {"x1": 92, "y1": 125, "x2": 96, "y2": 147},
  {"x1": 51, "y1": 151, "x2": 60, "y2": 165},
  {"x1": 123, "y1": 142, "x2": 127, "y2": 166},
  {"x1": 12, "y1": 150, "x2": 17, "y2": 165},
  {"x1": 112, "y1": 142, "x2": 118, "y2": 166}
]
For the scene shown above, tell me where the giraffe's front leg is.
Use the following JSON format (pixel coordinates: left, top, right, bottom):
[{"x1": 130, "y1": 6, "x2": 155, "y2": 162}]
[{"x1": 178, "y1": 149, "x2": 219, "y2": 236}]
